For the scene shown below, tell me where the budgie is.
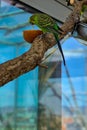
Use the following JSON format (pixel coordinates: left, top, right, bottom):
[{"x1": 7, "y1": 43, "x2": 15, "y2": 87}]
[{"x1": 29, "y1": 13, "x2": 66, "y2": 65}]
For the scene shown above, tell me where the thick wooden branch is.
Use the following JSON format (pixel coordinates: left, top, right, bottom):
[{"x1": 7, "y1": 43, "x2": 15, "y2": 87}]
[
  {"x1": 0, "y1": 34, "x2": 56, "y2": 87},
  {"x1": 0, "y1": 0, "x2": 87, "y2": 87}
]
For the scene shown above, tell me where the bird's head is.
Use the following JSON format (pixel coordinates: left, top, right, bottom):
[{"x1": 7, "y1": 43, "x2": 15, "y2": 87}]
[{"x1": 29, "y1": 14, "x2": 37, "y2": 25}]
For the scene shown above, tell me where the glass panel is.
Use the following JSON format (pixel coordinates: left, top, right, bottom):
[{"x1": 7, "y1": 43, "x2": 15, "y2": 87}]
[
  {"x1": 62, "y1": 37, "x2": 87, "y2": 130},
  {"x1": 38, "y1": 53, "x2": 61, "y2": 130}
]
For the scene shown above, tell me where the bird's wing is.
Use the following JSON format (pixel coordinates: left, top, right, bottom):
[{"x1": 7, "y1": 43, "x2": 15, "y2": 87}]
[{"x1": 46, "y1": 25, "x2": 62, "y2": 35}]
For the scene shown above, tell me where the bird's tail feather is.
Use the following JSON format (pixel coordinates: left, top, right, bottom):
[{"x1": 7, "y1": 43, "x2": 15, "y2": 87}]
[
  {"x1": 57, "y1": 40, "x2": 66, "y2": 66},
  {"x1": 55, "y1": 34, "x2": 66, "y2": 65}
]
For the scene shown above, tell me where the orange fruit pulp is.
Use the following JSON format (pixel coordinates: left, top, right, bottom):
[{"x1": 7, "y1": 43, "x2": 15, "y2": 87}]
[{"x1": 23, "y1": 30, "x2": 43, "y2": 43}]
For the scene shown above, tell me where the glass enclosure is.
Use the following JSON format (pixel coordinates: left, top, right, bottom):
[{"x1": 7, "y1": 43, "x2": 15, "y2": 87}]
[{"x1": 0, "y1": 1, "x2": 87, "y2": 130}]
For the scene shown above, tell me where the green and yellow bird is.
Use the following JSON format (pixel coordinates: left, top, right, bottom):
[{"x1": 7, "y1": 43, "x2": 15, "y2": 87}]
[{"x1": 29, "y1": 13, "x2": 66, "y2": 65}]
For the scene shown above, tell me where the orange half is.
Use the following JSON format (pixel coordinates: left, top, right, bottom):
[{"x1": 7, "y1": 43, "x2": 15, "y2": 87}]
[{"x1": 23, "y1": 30, "x2": 43, "y2": 43}]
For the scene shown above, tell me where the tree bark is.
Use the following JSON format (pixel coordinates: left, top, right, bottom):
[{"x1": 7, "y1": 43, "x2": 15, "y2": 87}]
[{"x1": 0, "y1": 0, "x2": 87, "y2": 87}]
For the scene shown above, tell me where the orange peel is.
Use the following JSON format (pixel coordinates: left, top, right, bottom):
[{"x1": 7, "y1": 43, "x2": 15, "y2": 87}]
[{"x1": 23, "y1": 30, "x2": 43, "y2": 43}]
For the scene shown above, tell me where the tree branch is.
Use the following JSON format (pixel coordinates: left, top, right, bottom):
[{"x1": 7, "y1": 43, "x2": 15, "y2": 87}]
[{"x1": 0, "y1": 0, "x2": 87, "y2": 87}]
